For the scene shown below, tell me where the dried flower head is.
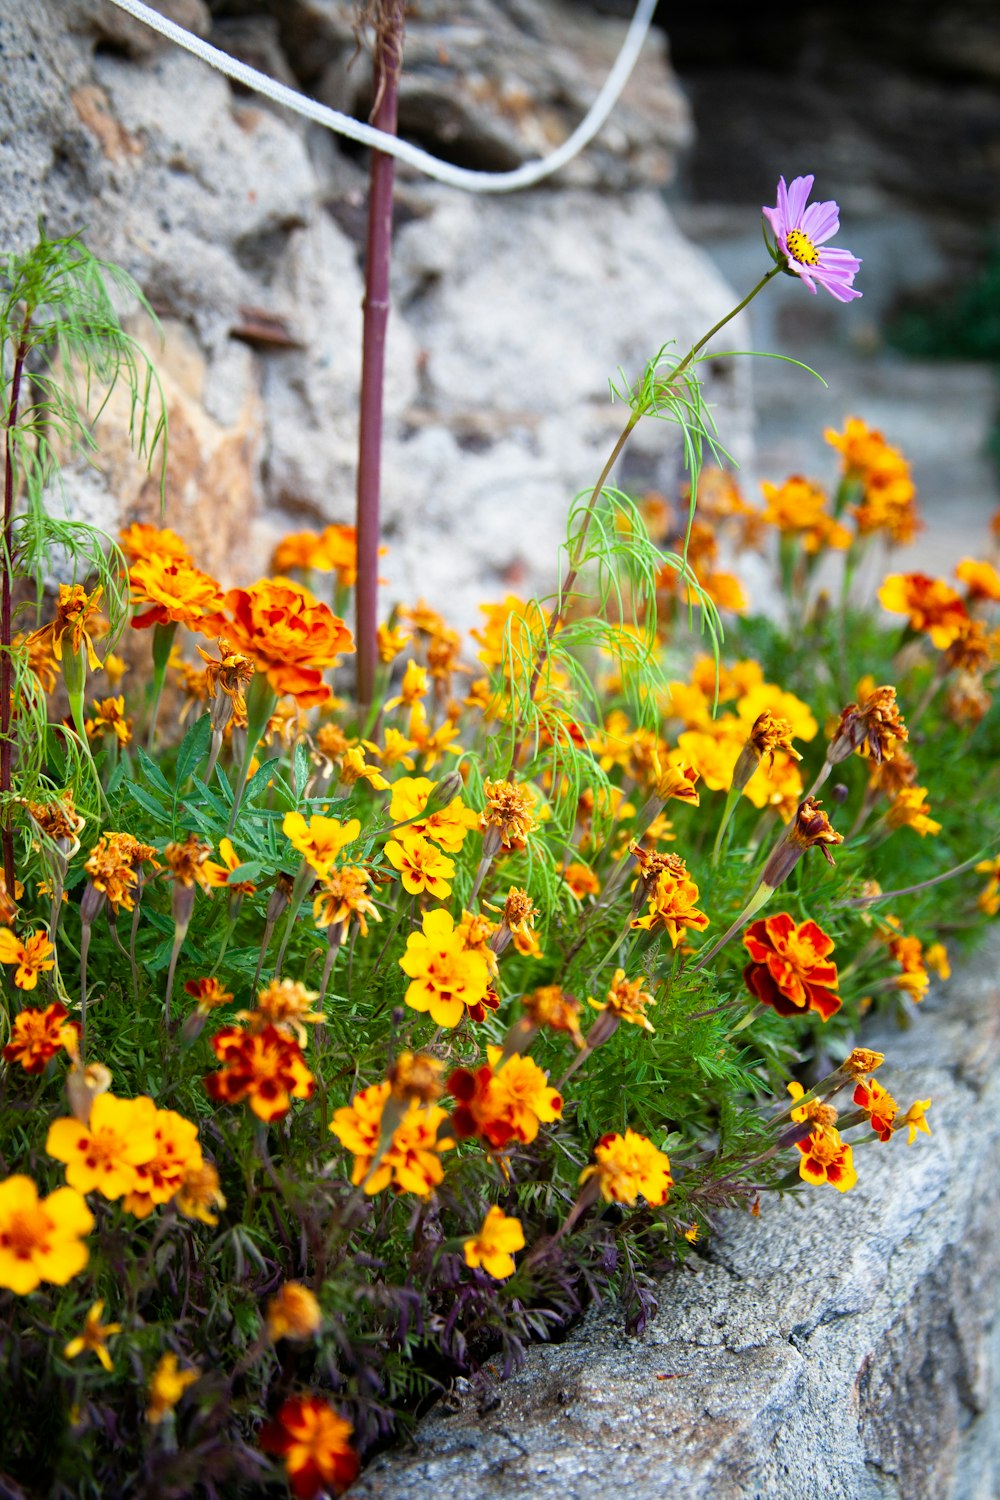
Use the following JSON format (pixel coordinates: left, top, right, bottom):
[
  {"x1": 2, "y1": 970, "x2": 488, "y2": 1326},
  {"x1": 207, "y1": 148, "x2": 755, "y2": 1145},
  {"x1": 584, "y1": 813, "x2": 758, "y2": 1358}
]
[
  {"x1": 386, "y1": 1051, "x2": 444, "y2": 1106},
  {"x1": 841, "y1": 1048, "x2": 886, "y2": 1077},
  {"x1": 480, "y1": 778, "x2": 536, "y2": 855},
  {"x1": 828, "y1": 686, "x2": 908, "y2": 766}
]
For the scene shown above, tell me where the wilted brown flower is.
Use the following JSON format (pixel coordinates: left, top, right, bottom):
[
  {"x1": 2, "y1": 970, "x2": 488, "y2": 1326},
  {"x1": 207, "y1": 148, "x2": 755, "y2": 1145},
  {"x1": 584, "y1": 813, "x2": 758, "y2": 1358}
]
[{"x1": 828, "y1": 686, "x2": 908, "y2": 767}]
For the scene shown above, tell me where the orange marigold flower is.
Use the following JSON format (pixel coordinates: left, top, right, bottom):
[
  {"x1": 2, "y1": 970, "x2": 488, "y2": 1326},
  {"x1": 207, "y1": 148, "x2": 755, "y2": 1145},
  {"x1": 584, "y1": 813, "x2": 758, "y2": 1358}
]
[
  {"x1": 146, "y1": 1353, "x2": 199, "y2": 1424},
  {"x1": 884, "y1": 786, "x2": 941, "y2": 838},
  {"x1": 266, "y1": 1282, "x2": 322, "y2": 1342},
  {"x1": 260, "y1": 1395, "x2": 359, "y2": 1499},
  {"x1": 853, "y1": 1076, "x2": 898, "y2": 1142},
  {"x1": 463, "y1": 1206, "x2": 525, "y2": 1280},
  {"x1": 580, "y1": 1129, "x2": 672, "y2": 1207},
  {"x1": 129, "y1": 555, "x2": 227, "y2": 633},
  {"x1": 223, "y1": 579, "x2": 354, "y2": 706},
  {"x1": 0, "y1": 1174, "x2": 94, "y2": 1295},
  {"x1": 398, "y1": 908, "x2": 490, "y2": 1027},
  {"x1": 313, "y1": 865, "x2": 381, "y2": 938},
  {"x1": 64, "y1": 1300, "x2": 122, "y2": 1372},
  {"x1": 0, "y1": 928, "x2": 56, "y2": 990},
  {"x1": 3, "y1": 1002, "x2": 80, "y2": 1073},
  {"x1": 46, "y1": 1093, "x2": 158, "y2": 1201},
  {"x1": 897, "y1": 1097, "x2": 932, "y2": 1145},
  {"x1": 480, "y1": 778, "x2": 536, "y2": 854},
  {"x1": 878, "y1": 573, "x2": 968, "y2": 649},
  {"x1": 521, "y1": 984, "x2": 585, "y2": 1049},
  {"x1": 385, "y1": 833, "x2": 455, "y2": 899},
  {"x1": 828, "y1": 685, "x2": 908, "y2": 766},
  {"x1": 24, "y1": 583, "x2": 104, "y2": 670},
  {"x1": 590, "y1": 969, "x2": 657, "y2": 1033},
  {"x1": 205, "y1": 1026, "x2": 315, "y2": 1123},
  {"x1": 743, "y1": 913, "x2": 841, "y2": 1020},
  {"x1": 387, "y1": 1051, "x2": 444, "y2": 1106},
  {"x1": 283, "y1": 811, "x2": 360, "y2": 880},
  {"x1": 119, "y1": 522, "x2": 192, "y2": 565},
  {"x1": 797, "y1": 1125, "x2": 857, "y2": 1192},
  {"x1": 163, "y1": 834, "x2": 229, "y2": 891},
  {"x1": 239, "y1": 978, "x2": 324, "y2": 1046},
  {"x1": 123, "y1": 1107, "x2": 203, "y2": 1219},
  {"x1": 329, "y1": 1081, "x2": 454, "y2": 1196},
  {"x1": 630, "y1": 857, "x2": 709, "y2": 947},
  {"x1": 975, "y1": 856, "x2": 1000, "y2": 916},
  {"x1": 760, "y1": 476, "x2": 849, "y2": 551},
  {"x1": 841, "y1": 1047, "x2": 886, "y2": 1077},
  {"x1": 562, "y1": 861, "x2": 600, "y2": 900},
  {"x1": 377, "y1": 619, "x2": 410, "y2": 663},
  {"x1": 183, "y1": 977, "x2": 234, "y2": 1015},
  {"x1": 174, "y1": 1160, "x2": 226, "y2": 1225}
]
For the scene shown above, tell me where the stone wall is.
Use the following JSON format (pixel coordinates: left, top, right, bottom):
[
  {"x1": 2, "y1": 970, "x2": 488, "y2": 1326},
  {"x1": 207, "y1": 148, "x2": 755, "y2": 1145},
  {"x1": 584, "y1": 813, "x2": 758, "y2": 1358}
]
[
  {"x1": 354, "y1": 933, "x2": 1000, "y2": 1500},
  {"x1": 0, "y1": 0, "x2": 752, "y2": 628}
]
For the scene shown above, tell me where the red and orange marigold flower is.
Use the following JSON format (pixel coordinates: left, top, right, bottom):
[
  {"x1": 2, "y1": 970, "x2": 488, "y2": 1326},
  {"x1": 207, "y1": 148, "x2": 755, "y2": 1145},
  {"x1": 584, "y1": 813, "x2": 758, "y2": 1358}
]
[
  {"x1": 797, "y1": 1125, "x2": 857, "y2": 1192},
  {"x1": 743, "y1": 913, "x2": 841, "y2": 1020},
  {"x1": 205, "y1": 1026, "x2": 315, "y2": 1123},
  {"x1": 329, "y1": 1081, "x2": 454, "y2": 1196},
  {"x1": 260, "y1": 1395, "x2": 359, "y2": 1499},
  {"x1": 580, "y1": 1129, "x2": 673, "y2": 1207},
  {"x1": 3, "y1": 1002, "x2": 80, "y2": 1073}
]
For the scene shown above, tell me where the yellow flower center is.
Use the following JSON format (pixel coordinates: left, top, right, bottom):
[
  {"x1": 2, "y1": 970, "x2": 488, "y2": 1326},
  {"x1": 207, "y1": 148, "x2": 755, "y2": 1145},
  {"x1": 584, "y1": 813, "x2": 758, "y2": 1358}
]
[
  {"x1": 786, "y1": 228, "x2": 820, "y2": 266},
  {"x1": 2, "y1": 1205, "x2": 49, "y2": 1259}
]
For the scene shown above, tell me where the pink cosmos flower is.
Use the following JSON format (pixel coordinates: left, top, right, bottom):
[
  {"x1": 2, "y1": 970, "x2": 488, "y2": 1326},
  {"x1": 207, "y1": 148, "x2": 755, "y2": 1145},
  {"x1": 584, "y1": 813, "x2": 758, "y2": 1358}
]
[{"x1": 763, "y1": 175, "x2": 861, "y2": 303}]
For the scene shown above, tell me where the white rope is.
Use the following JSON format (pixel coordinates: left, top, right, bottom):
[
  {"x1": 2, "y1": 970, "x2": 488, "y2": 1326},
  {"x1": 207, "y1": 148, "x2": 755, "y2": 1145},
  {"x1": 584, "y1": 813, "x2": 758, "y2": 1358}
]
[{"x1": 102, "y1": 0, "x2": 658, "y2": 194}]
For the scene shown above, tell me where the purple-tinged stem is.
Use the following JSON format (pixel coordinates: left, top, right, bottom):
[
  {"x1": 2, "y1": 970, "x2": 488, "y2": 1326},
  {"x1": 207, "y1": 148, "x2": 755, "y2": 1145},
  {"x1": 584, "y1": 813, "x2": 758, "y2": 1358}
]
[
  {"x1": 355, "y1": 0, "x2": 405, "y2": 714},
  {"x1": 1, "y1": 312, "x2": 31, "y2": 893}
]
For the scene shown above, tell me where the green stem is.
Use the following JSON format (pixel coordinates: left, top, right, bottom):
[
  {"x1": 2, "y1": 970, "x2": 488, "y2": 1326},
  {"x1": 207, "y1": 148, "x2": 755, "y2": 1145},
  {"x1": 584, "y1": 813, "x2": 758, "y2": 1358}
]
[{"x1": 227, "y1": 673, "x2": 278, "y2": 835}]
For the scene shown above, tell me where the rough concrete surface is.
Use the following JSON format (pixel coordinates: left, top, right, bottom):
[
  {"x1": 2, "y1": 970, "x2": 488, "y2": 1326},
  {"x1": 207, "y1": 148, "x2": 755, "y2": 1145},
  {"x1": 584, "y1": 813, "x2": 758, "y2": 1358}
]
[{"x1": 354, "y1": 933, "x2": 1000, "y2": 1500}]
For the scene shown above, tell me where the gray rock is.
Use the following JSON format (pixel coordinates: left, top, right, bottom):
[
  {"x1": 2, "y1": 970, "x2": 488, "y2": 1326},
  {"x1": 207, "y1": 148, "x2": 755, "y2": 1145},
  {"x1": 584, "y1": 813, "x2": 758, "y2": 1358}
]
[{"x1": 353, "y1": 935, "x2": 1000, "y2": 1500}]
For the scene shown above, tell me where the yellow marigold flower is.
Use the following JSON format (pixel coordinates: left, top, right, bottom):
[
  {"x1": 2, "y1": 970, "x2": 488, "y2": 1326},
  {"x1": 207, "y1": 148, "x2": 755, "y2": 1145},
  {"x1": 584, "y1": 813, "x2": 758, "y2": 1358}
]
[
  {"x1": 463, "y1": 1206, "x2": 525, "y2": 1280},
  {"x1": 976, "y1": 855, "x2": 1000, "y2": 916},
  {"x1": 260, "y1": 1395, "x2": 359, "y2": 1498},
  {"x1": 388, "y1": 775, "x2": 478, "y2": 852},
  {"x1": 521, "y1": 984, "x2": 585, "y2": 1049},
  {"x1": 562, "y1": 862, "x2": 600, "y2": 900},
  {"x1": 82, "y1": 695, "x2": 132, "y2": 747},
  {"x1": 0, "y1": 928, "x2": 56, "y2": 989},
  {"x1": 630, "y1": 859, "x2": 709, "y2": 947},
  {"x1": 407, "y1": 702, "x2": 461, "y2": 769},
  {"x1": 64, "y1": 1300, "x2": 123, "y2": 1371},
  {"x1": 47, "y1": 1093, "x2": 159, "y2": 1201},
  {"x1": 146, "y1": 1353, "x2": 199, "y2": 1424},
  {"x1": 14, "y1": 628, "x2": 58, "y2": 694},
  {"x1": 365, "y1": 726, "x2": 417, "y2": 770},
  {"x1": 240, "y1": 978, "x2": 324, "y2": 1046},
  {"x1": 174, "y1": 1160, "x2": 226, "y2": 1225},
  {"x1": 456, "y1": 909, "x2": 500, "y2": 977},
  {"x1": 205, "y1": 1026, "x2": 315, "y2": 1123},
  {"x1": 329, "y1": 1081, "x2": 454, "y2": 1196},
  {"x1": 398, "y1": 908, "x2": 490, "y2": 1027},
  {"x1": 797, "y1": 1125, "x2": 857, "y2": 1192},
  {"x1": 313, "y1": 866, "x2": 381, "y2": 938},
  {"x1": 123, "y1": 1107, "x2": 203, "y2": 1219},
  {"x1": 25, "y1": 583, "x2": 104, "y2": 670},
  {"x1": 480, "y1": 778, "x2": 537, "y2": 854},
  {"x1": 736, "y1": 683, "x2": 818, "y2": 743},
  {"x1": 897, "y1": 1098, "x2": 932, "y2": 1145},
  {"x1": 651, "y1": 756, "x2": 701, "y2": 807},
  {"x1": 385, "y1": 833, "x2": 455, "y2": 898},
  {"x1": 224, "y1": 578, "x2": 354, "y2": 707},
  {"x1": 338, "y1": 744, "x2": 390, "y2": 790},
  {"x1": 283, "y1": 811, "x2": 361, "y2": 879},
  {"x1": 83, "y1": 837, "x2": 139, "y2": 916},
  {"x1": 675, "y1": 728, "x2": 742, "y2": 792},
  {"x1": 884, "y1": 786, "x2": 941, "y2": 838},
  {"x1": 590, "y1": 969, "x2": 656, "y2": 1033},
  {"x1": 377, "y1": 619, "x2": 411, "y2": 663},
  {"x1": 0, "y1": 1175, "x2": 93, "y2": 1295},
  {"x1": 760, "y1": 474, "x2": 829, "y2": 533},
  {"x1": 129, "y1": 555, "x2": 227, "y2": 633},
  {"x1": 266, "y1": 1282, "x2": 323, "y2": 1342},
  {"x1": 385, "y1": 659, "x2": 428, "y2": 712},
  {"x1": 878, "y1": 573, "x2": 968, "y2": 649},
  {"x1": 956, "y1": 557, "x2": 1000, "y2": 602},
  {"x1": 924, "y1": 942, "x2": 950, "y2": 981},
  {"x1": 119, "y1": 522, "x2": 191, "y2": 564},
  {"x1": 580, "y1": 1129, "x2": 672, "y2": 1207}
]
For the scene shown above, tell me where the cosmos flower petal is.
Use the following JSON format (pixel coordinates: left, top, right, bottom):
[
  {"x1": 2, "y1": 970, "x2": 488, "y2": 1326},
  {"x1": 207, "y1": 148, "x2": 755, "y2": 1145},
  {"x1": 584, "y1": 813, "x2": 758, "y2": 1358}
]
[
  {"x1": 784, "y1": 174, "x2": 815, "y2": 226},
  {"x1": 800, "y1": 198, "x2": 840, "y2": 243}
]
